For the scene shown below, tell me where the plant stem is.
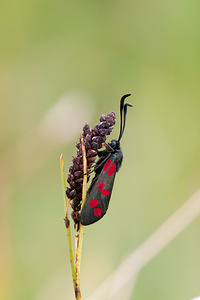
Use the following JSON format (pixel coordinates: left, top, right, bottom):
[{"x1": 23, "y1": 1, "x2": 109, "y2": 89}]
[
  {"x1": 74, "y1": 134, "x2": 87, "y2": 300},
  {"x1": 60, "y1": 154, "x2": 76, "y2": 290}
]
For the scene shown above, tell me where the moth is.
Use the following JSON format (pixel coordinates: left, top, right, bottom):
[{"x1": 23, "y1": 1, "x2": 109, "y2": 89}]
[{"x1": 81, "y1": 94, "x2": 132, "y2": 225}]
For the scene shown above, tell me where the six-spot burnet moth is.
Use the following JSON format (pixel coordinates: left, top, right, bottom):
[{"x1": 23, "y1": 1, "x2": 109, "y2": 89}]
[
  {"x1": 67, "y1": 107, "x2": 117, "y2": 225},
  {"x1": 81, "y1": 94, "x2": 132, "y2": 225}
]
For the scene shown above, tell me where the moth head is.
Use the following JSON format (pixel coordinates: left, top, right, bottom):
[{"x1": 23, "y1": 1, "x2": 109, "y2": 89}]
[{"x1": 109, "y1": 139, "x2": 119, "y2": 149}]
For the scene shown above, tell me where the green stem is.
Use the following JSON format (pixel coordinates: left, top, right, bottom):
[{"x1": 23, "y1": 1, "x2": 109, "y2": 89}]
[{"x1": 60, "y1": 154, "x2": 76, "y2": 291}]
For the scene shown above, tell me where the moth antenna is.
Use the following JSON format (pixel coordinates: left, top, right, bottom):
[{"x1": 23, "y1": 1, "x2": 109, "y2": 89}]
[
  {"x1": 118, "y1": 94, "x2": 132, "y2": 142},
  {"x1": 118, "y1": 94, "x2": 131, "y2": 141}
]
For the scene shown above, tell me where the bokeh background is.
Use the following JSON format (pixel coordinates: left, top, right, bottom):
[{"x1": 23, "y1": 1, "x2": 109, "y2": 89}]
[{"x1": 1, "y1": 1, "x2": 200, "y2": 299}]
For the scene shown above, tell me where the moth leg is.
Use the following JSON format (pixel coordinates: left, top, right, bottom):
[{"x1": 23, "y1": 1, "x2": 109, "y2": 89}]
[
  {"x1": 86, "y1": 152, "x2": 112, "y2": 176},
  {"x1": 104, "y1": 142, "x2": 115, "y2": 152}
]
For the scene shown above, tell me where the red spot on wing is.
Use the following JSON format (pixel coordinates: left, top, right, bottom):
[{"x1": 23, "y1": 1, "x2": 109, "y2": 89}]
[
  {"x1": 101, "y1": 189, "x2": 110, "y2": 196},
  {"x1": 97, "y1": 181, "x2": 110, "y2": 196},
  {"x1": 103, "y1": 158, "x2": 111, "y2": 172},
  {"x1": 107, "y1": 162, "x2": 116, "y2": 176},
  {"x1": 97, "y1": 182, "x2": 104, "y2": 191},
  {"x1": 89, "y1": 199, "x2": 99, "y2": 208},
  {"x1": 94, "y1": 207, "x2": 102, "y2": 217}
]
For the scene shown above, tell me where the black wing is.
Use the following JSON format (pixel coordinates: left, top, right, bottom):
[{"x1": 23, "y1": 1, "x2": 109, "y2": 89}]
[{"x1": 81, "y1": 156, "x2": 117, "y2": 225}]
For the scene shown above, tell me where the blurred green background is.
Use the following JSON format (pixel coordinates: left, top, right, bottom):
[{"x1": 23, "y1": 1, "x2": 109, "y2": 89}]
[{"x1": 1, "y1": 0, "x2": 200, "y2": 299}]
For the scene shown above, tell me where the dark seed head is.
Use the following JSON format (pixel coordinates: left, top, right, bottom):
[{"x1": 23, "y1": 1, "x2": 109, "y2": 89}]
[
  {"x1": 107, "y1": 117, "x2": 116, "y2": 126},
  {"x1": 91, "y1": 142, "x2": 99, "y2": 150},
  {"x1": 92, "y1": 136, "x2": 102, "y2": 143},
  {"x1": 83, "y1": 123, "x2": 90, "y2": 135},
  {"x1": 74, "y1": 171, "x2": 82, "y2": 178},
  {"x1": 75, "y1": 177, "x2": 83, "y2": 183},
  {"x1": 87, "y1": 156, "x2": 96, "y2": 163},
  {"x1": 66, "y1": 187, "x2": 71, "y2": 198},
  {"x1": 99, "y1": 128, "x2": 107, "y2": 135},
  {"x1": 92, "y1": 129, "x2": 98, "y2": 136},
  {"x1": 69, "y1": 189, "x2": 77, "y2": 199},
  {"x1": 107, "y1": 111, "x2": 116, "y2": 118},
  {"x1": 85, "y1": 141, "x2": 91, "y2": 150},
  {"x1": 87, "y1": 149, "x2": 97, "y2": 157},
  {"x1": 106, "y1": 128, "x2": 112, "y2": 135},
  {"x1": 85, "y1": 134, "x2": 91, "y2": 142},
  {"x1": 99, "y1": 121, "x2": 108, "y2": 129},
  {"x1": 93, "y1": 124, "x2": 99, "y2": 132},
  {"x1": 100, "y1": 114, "x2": 106, "y2": 122},
  {"x1": 64, "y1": 217, "x2": 70, "y2": 228},
  {"x1": 66, "y1": 108, "x2": 116, "y2": 225},
  {"x1": 70, "y1": 181, "x2": 76, "y2": 189},
  {"x1": 69, "y1": 166, "x2": 74, "y2": 173}
]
